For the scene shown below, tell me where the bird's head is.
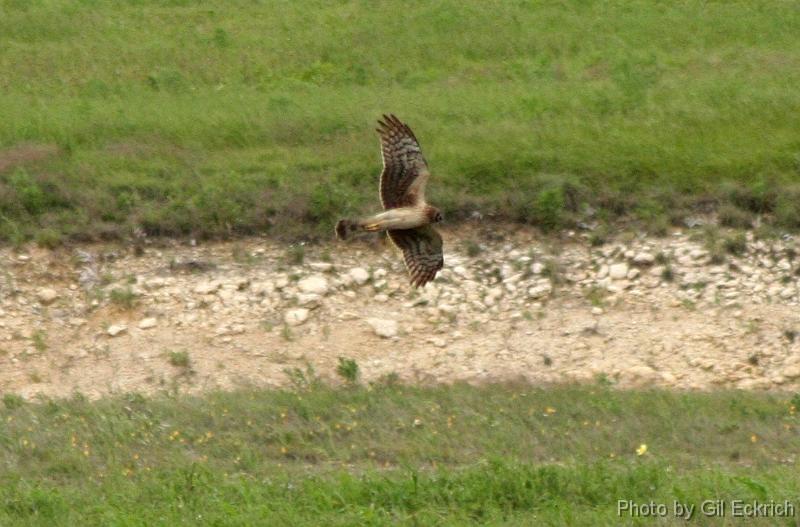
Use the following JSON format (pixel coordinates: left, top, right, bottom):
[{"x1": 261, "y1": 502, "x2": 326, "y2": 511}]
[{"x1": 426, "y1": 206, "x2": 444, "y2": 224}]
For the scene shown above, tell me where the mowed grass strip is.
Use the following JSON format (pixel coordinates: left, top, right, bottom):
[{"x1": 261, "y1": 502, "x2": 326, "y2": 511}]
[
  {"x1": 2, "y1": 0, "x2": 800, "y2": 243},
  {"x1": 0, "y1": 382, "x2": 798, "y2": 525}
]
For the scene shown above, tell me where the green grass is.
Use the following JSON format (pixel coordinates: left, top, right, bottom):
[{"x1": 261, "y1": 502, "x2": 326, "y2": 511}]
[
  {"x1": 0, "y1": 381, "x2": 798, "y2": 525},
  {"x1": 2, "y1": 1, "x2": 800, "y2": 242}
]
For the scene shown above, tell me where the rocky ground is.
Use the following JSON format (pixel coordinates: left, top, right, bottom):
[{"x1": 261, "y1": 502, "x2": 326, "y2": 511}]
[{"x1": 2, "y1": 223, "x2": 800, "y2": 399}]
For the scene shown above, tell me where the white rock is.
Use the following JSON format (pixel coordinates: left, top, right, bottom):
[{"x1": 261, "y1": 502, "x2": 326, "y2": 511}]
[
  {"x1": 251, "y1": 281, "x2": 275, "y2": 296},
  {"x1": 366, "y1": 318, "x2": 398, "y2": 338},
  {"x1": 609, "y1": 263, "x2": 629, "y2": 280},
  {"x1": 308, "y1": 262, "x2": 333, "y2": 272},
  {"x1": 194, "y1": 281, "x2": 220, "y2": 295},
  {"x1": 626, "y1": 268, "x2": 640, "y2": 280},
  {"x1": 527, "y1": 283, "x2": 552, "y2": 299},
  {"x1": 297, "y1": 275, "x2": 328, "y2": 295},
  {"x1": 633, "y1": 252, "x2": 655, "y2": 265},
  {"x1": 349, "y1": 267, "x2": 370, "y2": 285},
  {"x1": 284, "y1": 308, "x2": 310, "y2": 326},
  {"x1": 296, "y1": 293, "x2": 321, "y2": 307},
  {"x1": 36, "y1": 288, "x2": 59, "y2": 305},
  {"x1": 145, "y1": 277, "x2": 166, "y2": 290},
  {"x1": 138, "y1": 317, "x2": 157, "y2": 329},
  {"x1": 626, "y1": 365, "x2": 659, "y2": 386},
  {"x1": 107, "y1": 324, "x2": 127, "y2": 337},
  {"x1": 531, "y1": 262, "x2": 545, "y2": 275},
  {"x1": 782, "y1": 364, "x2": 800, "y2": 380},
  {"x1": 596, "y1": 265, "x2": 609, "y2": 279}
]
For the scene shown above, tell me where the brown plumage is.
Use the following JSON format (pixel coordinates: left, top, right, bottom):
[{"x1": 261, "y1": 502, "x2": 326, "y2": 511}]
[{"x1": 335, "y1": 114, "x2": 444, "y2": 287}]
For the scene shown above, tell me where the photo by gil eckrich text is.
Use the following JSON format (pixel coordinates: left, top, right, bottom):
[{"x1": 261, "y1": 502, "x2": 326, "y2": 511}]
[{"x1": 617, "y1": 499, "x2": 797, "y2": 520}]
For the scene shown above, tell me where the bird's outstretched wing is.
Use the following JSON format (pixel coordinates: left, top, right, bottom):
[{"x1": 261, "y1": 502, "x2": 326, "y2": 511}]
[
  {"x1": 377, "y1": 114, "x2": 431, "y2": 210},
  {"x1": 387, "y1": 225, "x2": 443, "y2": 288}
]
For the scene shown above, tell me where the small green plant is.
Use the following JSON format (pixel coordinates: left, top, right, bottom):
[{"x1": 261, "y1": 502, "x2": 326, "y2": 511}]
[
  {"x1": 2, "y1": 393, "x2": 24, "y2": 410},
  {"x1": 232, "y1": 244, "x2": 257, "y2": 265},
  {"x1": 718, "y1": 204, "x2": 752, "y2": 229},
  {"x1": 109, "y1": 287, "x2": 138, "y2": 309},
  {"x1": 168, "y1": 351, "x2": 191, "y2": 368},
  {"x1": 585, "y1": 286, "x2": 606, "y2": 307},
  {"x1": 31, "y1": 330, "x2": 47, "y2": 353},
  {"x1": 286, "y1": 245, "x2": 305, "y2": 265},
  {"x1": 34, "y1": 228, "x2": 63, "y2": 249},
  {"x1": 374, "y1": 371, "x2": 400, "y2": 387},
  {"x1": 661, "y1": 266, "x2": 675, "y2": 282},
  {"x1": 336, "y1": 357, "x2": 360, "y2": 384},
  {"x1": 723, "y1": 232, "x2": 747, "y2": 256},
  {"x1": 464, "y1": 240, "x2": 482, "y2": 257},
  {"x1": 542, "y1": 258, "x2": 564, "y2": 286},
  {"x1": 283, "y1": 363, "x2": 320, "y2": 390}
]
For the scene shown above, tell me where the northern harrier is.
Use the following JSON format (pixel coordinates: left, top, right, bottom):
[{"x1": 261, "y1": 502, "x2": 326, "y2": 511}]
[{"x1": 335, "y1": 114, "x2": 444, "y2": 287}]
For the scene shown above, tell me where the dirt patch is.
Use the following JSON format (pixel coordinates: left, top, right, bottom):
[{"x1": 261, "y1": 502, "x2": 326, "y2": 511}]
[
  {"x1": 0, "y1": 143, "x2": 60, "y2": 173},
  {"x1": 2, "y1": 227, "x2": 800, "y2": 399}
]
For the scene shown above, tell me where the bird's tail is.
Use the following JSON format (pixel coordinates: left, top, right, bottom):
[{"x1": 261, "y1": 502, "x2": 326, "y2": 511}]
[{"x1": 335, "y1": 219, "x2": 359, "y2": 240}]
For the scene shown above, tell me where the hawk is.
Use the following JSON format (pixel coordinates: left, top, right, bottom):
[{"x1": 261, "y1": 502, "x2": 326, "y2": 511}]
[{"x1": 335, "y1": 114, "x2": 444, "y2": 287}]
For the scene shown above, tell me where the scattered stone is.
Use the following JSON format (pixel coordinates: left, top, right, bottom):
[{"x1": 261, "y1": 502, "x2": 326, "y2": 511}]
[
  {"x1": 366, "y1": 318, "x2": 398, "y2": 338},
  {"x1": 138, "y1": 318, "x2": 157, "y2": 330},
  {"x1": 633, "y1": 252, "x2": 655, "y2": 265},
  {"x1": 36, "y1": 288, "x2": 59, "y2": 305},
  {"x1": 609, "y1": 263, "x2": 628, "y2": 280},
  {"x1": 296, "y1": 293, "x2": 321, "y2": 307},
  {"x1": 782, "y1": 364, "x2": 800, "y2": 380},
  {"x1": 527, "y1": 283, "x2": 552, "y2": 299},
  {"x1": 308, "y1": 262, "x2": 333, "y2": 272},
  {"x1": 107, "y1": 324, "x2": 127, "y2": 337},
  {"x1": 284, "y1": 309, "x2": 310, "y2": 326},
  {"x1": 298, "y1": 275, "x2": 329, "y2": 295},
  {"x1": 194, "y1": 281, "x2": 220, "y2": 295},
  {"x1": 145, "y1": 277, "x2": 166, "y2": 290},
  {"x1": 625, "y1": 365, "x2": 660, "y2": 386},
  {"x1": 349, "y1": 267, "x2": 370, "y2": 285}
]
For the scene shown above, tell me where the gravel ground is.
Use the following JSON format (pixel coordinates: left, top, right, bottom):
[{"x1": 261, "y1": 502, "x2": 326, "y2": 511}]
[{"x1": 2, "y1": 223, "x2": 800, "y2": 399}]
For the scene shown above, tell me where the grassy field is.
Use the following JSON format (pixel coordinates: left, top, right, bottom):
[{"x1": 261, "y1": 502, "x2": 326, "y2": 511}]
[
  {"x1": 0, "y1": 378, "x2": 798, "y2": 525},
  {"x1": 1, "y1": 0, "x2": 800, "y2": 244}
]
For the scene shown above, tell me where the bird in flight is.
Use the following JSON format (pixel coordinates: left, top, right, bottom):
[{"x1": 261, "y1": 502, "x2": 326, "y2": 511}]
[{"x1": 336, "y1": 114, "x2": 444, "y2": 287}]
